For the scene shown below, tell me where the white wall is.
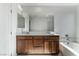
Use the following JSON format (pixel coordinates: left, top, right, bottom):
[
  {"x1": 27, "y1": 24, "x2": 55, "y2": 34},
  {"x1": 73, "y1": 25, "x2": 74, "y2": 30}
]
[
  {"x1": 0, "y1": 4, "x2": 12, "y2": 55},
  {"x1": 11, "y1": 4, "x2": 18, "y2": 56},
  {"x1": 0, "y1": 3, "x2": 20, "y2": 56},
  {"x1": 11, "y1": 4, "x2": 30, "y2": 55},
  {"x1": 54, "y1": 11, "x2": 76, "y2": 41},
  {"x1": 76, "y1": 6, "x2": 79, "y2": 43}
]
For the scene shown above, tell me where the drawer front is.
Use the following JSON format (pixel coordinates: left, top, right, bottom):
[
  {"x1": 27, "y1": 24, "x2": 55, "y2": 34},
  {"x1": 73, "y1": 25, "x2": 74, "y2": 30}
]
[
  {"x1": 33, "y1": 40, "x2": 44, "y2": 47},
  {"x1": 25, "y1": 36, "x2": 32, "y2": 39},
  {"x1": 17, "y1": 36, "x2": 32, "y2": 40},
  {"x1": 44, "y1": 36, "x2": 49, "y2": 39},
  {"x1": 17, "y1": 36, "x2": 26, "y2": 40},
  {"x1": 50, "y1": 36, "x2": 59, "y2": 39},
  {"x1": 32, "y1": 40, "x2": 44, "y2": 53},
  {"x1": 33, "y1": 36, "x2": 43, "y2": 39}
]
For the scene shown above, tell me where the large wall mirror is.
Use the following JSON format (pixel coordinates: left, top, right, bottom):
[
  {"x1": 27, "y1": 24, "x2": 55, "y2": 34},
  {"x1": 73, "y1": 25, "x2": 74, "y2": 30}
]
[
  {"x1": 29, "y1": 15, "x2": 54, "y2": 32},
  {"x1": 17, "y1": 14, "x2": 25, "y2": 28}
]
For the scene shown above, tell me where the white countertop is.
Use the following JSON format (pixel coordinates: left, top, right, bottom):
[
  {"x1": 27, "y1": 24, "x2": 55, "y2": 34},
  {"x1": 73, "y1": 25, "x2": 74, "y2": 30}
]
[
  {"x1": 16, "y1": 33, "x2": 59, "y2": 36},
  {"x1": 16, "y1": 32, "x2": 59, "y2": 36}
]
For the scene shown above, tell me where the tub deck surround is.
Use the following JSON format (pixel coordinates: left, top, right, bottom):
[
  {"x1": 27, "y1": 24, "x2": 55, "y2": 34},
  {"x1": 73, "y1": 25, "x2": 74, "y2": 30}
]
[
  {"x1": 60, "y1": 42, "x2": 79, "y2": 56},
  {"x1": 16, "y1": 34, "x2": 59, "y2": 55}
]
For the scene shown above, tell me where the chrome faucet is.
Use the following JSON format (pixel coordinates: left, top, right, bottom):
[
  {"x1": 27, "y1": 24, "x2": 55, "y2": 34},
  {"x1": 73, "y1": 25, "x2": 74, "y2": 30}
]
[
  {"x1": 65, "y1": 34, "x2": 69, "y2": 41},
  {"x1": 21, "y1": 28, "x2": 23, "y2": 34}
]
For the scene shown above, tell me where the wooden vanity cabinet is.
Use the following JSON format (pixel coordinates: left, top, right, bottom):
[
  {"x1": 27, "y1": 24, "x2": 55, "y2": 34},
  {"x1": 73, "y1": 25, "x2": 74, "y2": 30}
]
[
  {"x1": 16, "y1": 36, "x2": 33, "y2": 54},
  {"x1": 44, "y1": 36, "x2": 59, "y2": 54},
  {"x1": 16, "y1": 35, "x2": 59, "y2": 55},
  {"x1": 50, "y1": 36, "x2": 59, "y2": 54}
]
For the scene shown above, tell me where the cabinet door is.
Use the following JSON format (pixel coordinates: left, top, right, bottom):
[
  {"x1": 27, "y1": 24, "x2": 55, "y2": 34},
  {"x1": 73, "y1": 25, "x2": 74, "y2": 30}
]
[
  {"x1": 44, "y1": 40, "x2": 57, "y2": 54},
  {"x1": 17, "y1": 39, "x2": 33, "y2": 54},
  {"x1": 51, "y1": 40, "x2": 57, "y2": 53},
  {"x1": 26, "y1": 40, "x2": 33, "y2": 54},
  {"x1": 50, "y1": 37, "x2": 59, "y2": 54},
  {"x1": 44, "y1": 40, "x2": 50, "y2": 53},
  {"x1": 17, "y1": 39, "x2": 26, "y2": 54}
]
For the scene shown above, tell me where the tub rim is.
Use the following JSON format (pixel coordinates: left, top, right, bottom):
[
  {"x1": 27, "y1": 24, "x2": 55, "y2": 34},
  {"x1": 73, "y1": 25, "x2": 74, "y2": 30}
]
[{"x1": 60, "y1": 42, "x2": 79, "y2": 56}]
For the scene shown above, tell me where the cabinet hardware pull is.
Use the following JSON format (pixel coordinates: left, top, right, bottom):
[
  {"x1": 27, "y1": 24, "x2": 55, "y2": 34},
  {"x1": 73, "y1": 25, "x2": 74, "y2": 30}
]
[{"x1": 33, "y1": 46, "x2": 42, "y2": 47}]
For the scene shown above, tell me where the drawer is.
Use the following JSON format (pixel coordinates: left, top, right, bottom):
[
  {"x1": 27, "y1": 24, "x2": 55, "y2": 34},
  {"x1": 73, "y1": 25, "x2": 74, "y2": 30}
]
[
  {"x1": 17, "y1": 36, "x2": 32, "y2": 40},
  {"x1": 33, "y1": 40, "x2": 44, "y2": 47},
  {"x1": 44, "y1": 36, "x2": 49, "y2": 39},
  {"x1": 17, "y1": 36, "x2": 26, "y2": 40},
  {"x1": 25, "y1": 36, "x2": 32, "y2": 39},
  {"x1": 49, "y1": 36, "x2": 59, "y2": 40},
  {"x1": 33, "y1": 36, "x2": 43, "y2": 39}
]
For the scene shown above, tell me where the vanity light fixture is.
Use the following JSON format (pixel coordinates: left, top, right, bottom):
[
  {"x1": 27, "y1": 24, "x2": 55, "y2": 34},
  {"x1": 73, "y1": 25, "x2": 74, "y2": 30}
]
[
  {"x1": 17, "y1": 4, "x2": 23, "y2": 11},
  {"x1": 35, "y1": 7, "x2": 42, "y2": 12}
]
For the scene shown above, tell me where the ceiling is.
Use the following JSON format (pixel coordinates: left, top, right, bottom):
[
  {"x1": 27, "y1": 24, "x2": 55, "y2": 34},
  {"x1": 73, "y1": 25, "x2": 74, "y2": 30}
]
[{"x1": 19, "y1": 3, "x2": 78, "y2": 16}]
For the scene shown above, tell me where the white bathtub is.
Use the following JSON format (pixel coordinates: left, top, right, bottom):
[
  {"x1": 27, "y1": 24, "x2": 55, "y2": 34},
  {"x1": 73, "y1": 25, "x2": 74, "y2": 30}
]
[{"x1": 60, "y1": 42, "x2": 79, "y2": 56}]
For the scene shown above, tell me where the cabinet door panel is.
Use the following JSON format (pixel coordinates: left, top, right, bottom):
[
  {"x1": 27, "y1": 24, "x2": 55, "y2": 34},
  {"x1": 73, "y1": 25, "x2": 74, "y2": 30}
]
[
  {"x1": 17, "y1": 39, "x2": 26, "y2": 53},
  {"x1": 26, "y1": 40, "x2": 33, "y2": 53},
  {"x1": 51, "y1": 41, "x2": 56, "y2": 53},
  {"x1": 44, "y1": 41, "x2": 50, "y2": 53}
]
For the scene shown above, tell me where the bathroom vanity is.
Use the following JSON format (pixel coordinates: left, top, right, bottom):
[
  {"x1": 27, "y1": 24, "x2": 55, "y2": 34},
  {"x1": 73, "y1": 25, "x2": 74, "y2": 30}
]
[
  {"x1": 16, "y1": 34, "x2": 59, "y2": 55},
  {"x1": 16, "y1": 6, "x2": 58, "y2": 55}
]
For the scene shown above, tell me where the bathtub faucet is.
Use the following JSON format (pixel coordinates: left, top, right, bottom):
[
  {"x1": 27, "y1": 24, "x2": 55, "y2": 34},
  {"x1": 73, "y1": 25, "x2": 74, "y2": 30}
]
[{"x1": 65, "y1": 34, "x2": 69, "y2": 41}]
